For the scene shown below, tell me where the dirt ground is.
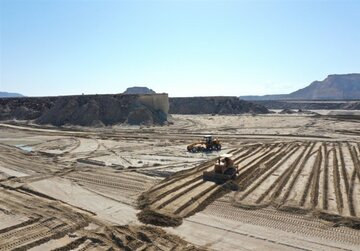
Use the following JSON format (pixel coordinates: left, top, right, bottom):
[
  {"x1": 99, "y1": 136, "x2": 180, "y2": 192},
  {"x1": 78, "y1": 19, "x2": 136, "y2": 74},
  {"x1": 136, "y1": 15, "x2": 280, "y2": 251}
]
[{"x1": 0, "y1": 113, "x2": 360, "y2": 250}]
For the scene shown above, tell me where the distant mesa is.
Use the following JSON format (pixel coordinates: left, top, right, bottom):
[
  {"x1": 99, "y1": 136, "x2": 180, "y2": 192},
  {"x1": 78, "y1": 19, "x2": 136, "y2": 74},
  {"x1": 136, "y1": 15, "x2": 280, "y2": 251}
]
[
  {"x1": 0, "y1": 92, "x2": 23, "y2": 98},
  {"x1": 241, "y1": 73, "x2": 360, "y2": 100},
  {"x1": 123, "y1": 87, "x2": 156, "y2": 95}
]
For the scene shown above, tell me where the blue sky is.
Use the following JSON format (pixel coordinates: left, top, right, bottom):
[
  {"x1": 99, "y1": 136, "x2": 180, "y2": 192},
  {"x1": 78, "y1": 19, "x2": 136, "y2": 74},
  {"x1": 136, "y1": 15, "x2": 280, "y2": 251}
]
[{"x1": 1, "y1": 0, "x2": 359, "y2": 97}]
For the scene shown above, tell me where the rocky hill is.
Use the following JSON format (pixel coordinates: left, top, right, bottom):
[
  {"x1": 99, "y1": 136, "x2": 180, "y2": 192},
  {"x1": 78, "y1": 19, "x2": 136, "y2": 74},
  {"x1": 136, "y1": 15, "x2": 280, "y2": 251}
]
[
  {"x1": 123, "y1": 87, "x2": 156, "y2": 94},
  {"x1": 169, "y1": 97, "x2": 269, "y2": 114},
  {"x1": 0, "y1": 92, "x2": 23, "y2": 98},
  {"x1": 0, "y1": 94, "x2": 169, "y2": 126},
  {"x1": 241, "y1": 74, "x2": 360, "y2": 100}
]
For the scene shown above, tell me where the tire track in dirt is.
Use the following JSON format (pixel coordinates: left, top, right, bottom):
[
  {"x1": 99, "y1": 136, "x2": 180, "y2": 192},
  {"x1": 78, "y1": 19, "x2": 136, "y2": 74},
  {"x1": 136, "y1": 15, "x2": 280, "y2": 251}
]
[
  {"x1": 239, "y1": 143, "x2": 300, "y2": 202},
  {"x1": 323, "y1": 143, "x2": 329, "y2": 210},
  {"x1": 0, "y1": 184, "x2": 199, "y2": 251},
  {"x1": 310, "y1": 146, "x2": 322, "y2": 209},
  {"x1": 338, "y1": 143, "x2": 353, "y2": 216},
  {"x1": 300, "y1": 148, "x2": 321, "y2": 207},
  {"x1": 279, "y1": 142, "x2": 316, "y2": 206},
  {"x1": 205, "y1": 200, "x2": 360, "y2": 246},
  {"x1": 332, "y1": 144, "x2": 343, "y2": 213},
  {"x1": 255, "y1": 143, "x2": 307, "y2": 205}
]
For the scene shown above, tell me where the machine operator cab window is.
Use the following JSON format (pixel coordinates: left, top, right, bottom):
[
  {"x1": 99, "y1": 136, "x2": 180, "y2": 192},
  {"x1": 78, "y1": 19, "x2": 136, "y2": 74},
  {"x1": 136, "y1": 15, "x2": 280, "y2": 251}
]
[
  {"x1": 215, "y1": 153, "x2": 234, "y2": 173},
  {"x1": 204, "y1": 135, "x2": 213, "y2": 144}
]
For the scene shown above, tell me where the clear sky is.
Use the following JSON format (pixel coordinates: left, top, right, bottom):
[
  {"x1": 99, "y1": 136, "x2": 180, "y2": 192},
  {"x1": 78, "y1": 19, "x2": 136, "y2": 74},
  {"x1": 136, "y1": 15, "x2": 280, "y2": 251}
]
[{"x1": 1, "y1": 0, "x2": 359, "y2": 97}]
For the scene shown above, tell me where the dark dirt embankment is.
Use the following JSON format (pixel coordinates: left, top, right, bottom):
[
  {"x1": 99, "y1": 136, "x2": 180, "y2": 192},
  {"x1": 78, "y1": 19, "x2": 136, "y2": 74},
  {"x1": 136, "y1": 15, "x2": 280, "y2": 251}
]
[
  {"x1": 0, "y1": 96, "x2": 57, "y2": 120},
  {"x1": 0, "y1": 94, "x2": 169, "y2": 126},
  {"x1": 169, "y1": 96, "x2": 269, "y2": 114},
  {"x1": 252, "y1": 100, "x2": 360, "y2": 110},
  {"x1": 36, "y1": 94, "x2": 168, "y2": 126}
]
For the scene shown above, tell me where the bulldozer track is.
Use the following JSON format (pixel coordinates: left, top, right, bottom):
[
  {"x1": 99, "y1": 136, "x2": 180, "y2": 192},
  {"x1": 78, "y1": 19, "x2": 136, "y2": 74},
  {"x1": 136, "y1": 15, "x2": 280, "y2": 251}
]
[
  {"x1": 332, "y1": 145, "x2": 344, "y2": 213},
  {"x1": 0, "y1": 181, "x2": 198, "y2": 251},
  {"x1": 66, "y1": 175, "x2": 143, "y2": 192},
  {"x1": 64, "y1": 171, "x2": 154, "y2": 194},
  {"x1": 0, "y1": 146, "x2": 62, "y2": 175},
  {"x1": 0, "y1": 188, "x2": 89, "y2": 251},
  {"x1": 204, "y1": 200, "x2": 360, "y2": 246},
  {"x1": 242, "y1": 144, "x2": 300, "y2": 202},
  {"x1": 279, "y1": 142, "x2": 316, "y2": 205}
]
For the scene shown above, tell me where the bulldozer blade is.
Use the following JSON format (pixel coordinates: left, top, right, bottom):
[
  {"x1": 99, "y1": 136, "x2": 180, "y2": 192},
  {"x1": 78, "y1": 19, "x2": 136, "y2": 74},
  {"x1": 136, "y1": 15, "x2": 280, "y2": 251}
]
[{"x1": 203, "y1": 171, "x2": 233, "y2": 184}]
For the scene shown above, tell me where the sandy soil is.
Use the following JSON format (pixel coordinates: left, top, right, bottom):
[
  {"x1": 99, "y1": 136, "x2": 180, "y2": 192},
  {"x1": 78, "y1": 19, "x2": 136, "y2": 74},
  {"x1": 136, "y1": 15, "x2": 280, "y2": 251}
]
[{"x1": 0, "y1": 113, "x2": 360, "y2": 250}]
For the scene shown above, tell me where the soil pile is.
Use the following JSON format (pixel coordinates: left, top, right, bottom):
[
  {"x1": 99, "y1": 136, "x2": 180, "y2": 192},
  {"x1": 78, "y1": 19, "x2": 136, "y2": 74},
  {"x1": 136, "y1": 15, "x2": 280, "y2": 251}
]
[
  {"x1": 37, "y1": 94, "x2": 168, "y2": 126},
  {"x1": 169, "y1": 96, "x2": 269, "y2": 114},
  {"x1": 278, "y1": 109, "x2": 319, "y2": 115},
  {"x1": 279, "y1": 108, "x2": 296, "y2": 114}
]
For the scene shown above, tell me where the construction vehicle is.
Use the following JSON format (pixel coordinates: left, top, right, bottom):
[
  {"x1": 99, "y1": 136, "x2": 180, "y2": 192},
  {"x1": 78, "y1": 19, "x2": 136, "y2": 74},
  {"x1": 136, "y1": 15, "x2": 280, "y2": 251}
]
[
  {"x1": 203, "y1": 154, "x2": 239, "y2": 185},
  {"x1": 187, "y1": 135, "x2": 221, "y2": 153}
]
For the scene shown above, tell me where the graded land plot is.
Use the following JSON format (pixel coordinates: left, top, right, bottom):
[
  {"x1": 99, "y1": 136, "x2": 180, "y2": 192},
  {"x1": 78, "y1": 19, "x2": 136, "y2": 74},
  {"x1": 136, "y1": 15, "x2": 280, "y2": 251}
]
[
  {"x1": 139, "y1": 141, "x2": 360, "y2": 229},
  {"x1": 233, "y1": 141, "x2": 360, "y2": 223}
]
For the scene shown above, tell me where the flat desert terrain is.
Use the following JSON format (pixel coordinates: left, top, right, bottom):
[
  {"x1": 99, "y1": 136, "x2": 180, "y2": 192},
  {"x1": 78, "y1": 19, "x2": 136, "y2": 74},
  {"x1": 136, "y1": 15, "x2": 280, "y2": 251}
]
[{"x1": 0, "y1": 113, "x2": 360, "y2": 250}]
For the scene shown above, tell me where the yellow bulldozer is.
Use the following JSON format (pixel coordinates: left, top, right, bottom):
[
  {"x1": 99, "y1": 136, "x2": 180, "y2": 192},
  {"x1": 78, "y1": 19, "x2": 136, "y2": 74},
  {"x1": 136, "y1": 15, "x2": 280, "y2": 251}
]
[
  {"x1": 187, "y1": 135, "x2": 221, "y2": 153},
  {"x1": 203, "y1": 154, "x2": 239, "y2": 186}
]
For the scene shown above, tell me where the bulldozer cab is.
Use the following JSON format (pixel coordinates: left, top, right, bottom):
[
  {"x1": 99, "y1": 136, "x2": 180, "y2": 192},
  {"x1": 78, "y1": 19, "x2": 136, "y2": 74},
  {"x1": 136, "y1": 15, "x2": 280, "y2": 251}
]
[
  {"x1": 203, "y1": 135, "x2": 213, "y2": 144},
  {"x1": 203, "y1": 153, "x2": 239, "y2": 189},
  {"x1": 216, "y1": 154, "x2": 234, "y2": 170}
]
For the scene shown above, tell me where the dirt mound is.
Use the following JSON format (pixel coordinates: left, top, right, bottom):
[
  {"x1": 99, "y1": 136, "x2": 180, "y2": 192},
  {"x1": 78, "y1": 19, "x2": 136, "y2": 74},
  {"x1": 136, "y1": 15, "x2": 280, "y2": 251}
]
[
  {"x1": 84, "y1": 224, "x2": 201, "y2": 250},
  {"x1": 169, "y1": 96, "x2": 269, "y2": 114},
  {"x1": 137, "y1": 209, "x2": 183, "y2": 227},
  {"x1": 35, "y1": 94, "x2": 168, "y2": 126},
  {"x1": 279, "y1": 108, "x2": 296, "y2": 114}
]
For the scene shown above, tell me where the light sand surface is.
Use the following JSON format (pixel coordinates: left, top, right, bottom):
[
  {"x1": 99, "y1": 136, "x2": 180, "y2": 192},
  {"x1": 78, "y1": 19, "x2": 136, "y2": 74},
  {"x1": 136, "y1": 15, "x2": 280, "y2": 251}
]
[
  {"x1": 170, "y1": 213, "x2": 359, "y2": 251},
  {"x1": 0, "y1": 113, "x2": 360, "y2": 250},
  {"x1": 29, "y1": 177, "x2": 139, "y2": 225}
]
